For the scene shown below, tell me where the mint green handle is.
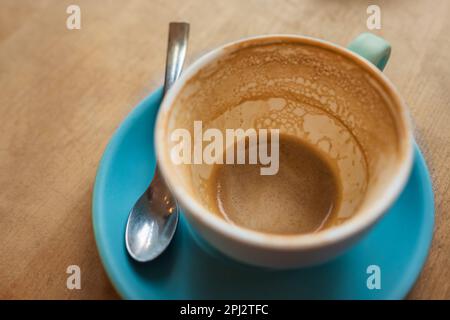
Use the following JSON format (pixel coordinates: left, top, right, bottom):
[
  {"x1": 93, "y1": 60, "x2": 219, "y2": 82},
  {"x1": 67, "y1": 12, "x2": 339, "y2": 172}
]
[{"x1": 347, "y1": 32, "x2": 391, "y2": 71}]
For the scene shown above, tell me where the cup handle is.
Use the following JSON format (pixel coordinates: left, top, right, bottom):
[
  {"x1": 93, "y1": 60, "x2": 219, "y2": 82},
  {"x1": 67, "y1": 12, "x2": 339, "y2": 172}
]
[{"x1": 347, "y1": 32, "x2": 391, "y2": 71}]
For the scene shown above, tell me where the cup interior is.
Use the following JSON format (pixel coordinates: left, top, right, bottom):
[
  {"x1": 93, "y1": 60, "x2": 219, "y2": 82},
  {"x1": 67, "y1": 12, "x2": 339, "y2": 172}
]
[{"x1": 156, "y1": 36, "x2": 412, "y2": 241}]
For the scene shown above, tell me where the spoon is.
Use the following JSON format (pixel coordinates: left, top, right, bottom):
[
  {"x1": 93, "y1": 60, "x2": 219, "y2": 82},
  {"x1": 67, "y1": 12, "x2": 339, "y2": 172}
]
[{"x1": 125, "y1": 22, "x2": 189, "y2": 262}]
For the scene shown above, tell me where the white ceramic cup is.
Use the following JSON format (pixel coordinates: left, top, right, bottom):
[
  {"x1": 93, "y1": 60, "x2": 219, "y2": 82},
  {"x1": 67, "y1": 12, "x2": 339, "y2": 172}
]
[{"x1": 155, "y1": 33, "x2": 413, "y2": 268}]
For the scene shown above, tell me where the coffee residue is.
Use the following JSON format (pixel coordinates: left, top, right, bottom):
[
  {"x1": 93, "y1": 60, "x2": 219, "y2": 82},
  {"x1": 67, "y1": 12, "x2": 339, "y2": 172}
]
[{"x1": 207, "y1": 133, "x2": 342, "y2": 235}]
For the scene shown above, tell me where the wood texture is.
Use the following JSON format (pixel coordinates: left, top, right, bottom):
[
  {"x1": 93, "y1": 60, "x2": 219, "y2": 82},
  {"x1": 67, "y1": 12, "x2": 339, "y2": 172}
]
[{"x1": 0, "y1": 0, "x2": 448, "y2": 299}]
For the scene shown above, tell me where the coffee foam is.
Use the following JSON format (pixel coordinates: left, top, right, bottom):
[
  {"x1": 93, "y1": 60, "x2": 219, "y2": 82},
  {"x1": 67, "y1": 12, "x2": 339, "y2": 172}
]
[{"x1": 164, "y1": 37, "x2": 405, "y2": 230}]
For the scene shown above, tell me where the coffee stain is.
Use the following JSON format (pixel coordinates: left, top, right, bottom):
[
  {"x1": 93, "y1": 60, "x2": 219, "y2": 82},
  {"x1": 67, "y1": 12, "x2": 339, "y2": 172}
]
[{"x1": 161, "y1": 37, "x2": 409, "y2": 232}]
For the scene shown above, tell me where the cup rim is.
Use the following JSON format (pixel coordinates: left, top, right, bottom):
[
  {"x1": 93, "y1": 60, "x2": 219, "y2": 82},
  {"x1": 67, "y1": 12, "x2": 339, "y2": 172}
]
[{"x1": 155, "y1": 34, "x2": 414, "y2": 250}]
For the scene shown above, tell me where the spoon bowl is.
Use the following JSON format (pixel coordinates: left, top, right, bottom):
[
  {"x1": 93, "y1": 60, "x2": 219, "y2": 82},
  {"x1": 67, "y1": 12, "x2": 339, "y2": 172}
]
[{"x1": 125, "y1": 172, "x2": 179, "y2": 262}]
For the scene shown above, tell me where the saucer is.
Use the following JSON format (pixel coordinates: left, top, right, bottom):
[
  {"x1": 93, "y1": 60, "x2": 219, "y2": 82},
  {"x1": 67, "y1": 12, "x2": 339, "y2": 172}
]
[{"x1": 92, "y1": 88, "x2": 434, "y2": 299}]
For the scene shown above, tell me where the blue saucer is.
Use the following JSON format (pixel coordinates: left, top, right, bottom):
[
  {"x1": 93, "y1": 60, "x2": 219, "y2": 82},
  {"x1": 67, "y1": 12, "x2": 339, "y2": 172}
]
[{"x1": 92, "y1": 88, "x2": 434, "y2": 300}]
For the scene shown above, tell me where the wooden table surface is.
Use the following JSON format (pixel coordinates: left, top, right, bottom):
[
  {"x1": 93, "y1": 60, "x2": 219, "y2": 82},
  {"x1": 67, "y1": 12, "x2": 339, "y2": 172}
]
[{"x1": 0, "y1": 0, "x2": 449, "y2": 299}]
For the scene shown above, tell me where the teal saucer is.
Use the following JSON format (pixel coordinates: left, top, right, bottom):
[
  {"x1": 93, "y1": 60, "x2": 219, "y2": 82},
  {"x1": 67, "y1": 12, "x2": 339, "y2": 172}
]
[{"x1": 92, "y1": 88, "x2": 434, "y2": 300}]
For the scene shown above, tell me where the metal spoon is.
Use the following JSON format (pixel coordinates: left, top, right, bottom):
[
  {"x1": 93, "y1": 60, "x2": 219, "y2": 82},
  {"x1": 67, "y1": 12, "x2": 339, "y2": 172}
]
[{"x1": 125, "y1": 22, "x2": 189, "y2": 262}]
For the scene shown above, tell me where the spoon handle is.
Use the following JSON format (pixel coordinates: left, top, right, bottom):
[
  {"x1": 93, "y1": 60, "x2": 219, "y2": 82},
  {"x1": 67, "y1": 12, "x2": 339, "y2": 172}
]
[{"x1": 163, "y1": 22, "x2": 190, "y2": 94}]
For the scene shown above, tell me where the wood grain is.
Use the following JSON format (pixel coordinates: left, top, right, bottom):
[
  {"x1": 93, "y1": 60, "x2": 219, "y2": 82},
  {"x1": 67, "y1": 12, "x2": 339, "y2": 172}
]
[{"x1": 0, "y1": 0, "x2": 448, "y2": 299}]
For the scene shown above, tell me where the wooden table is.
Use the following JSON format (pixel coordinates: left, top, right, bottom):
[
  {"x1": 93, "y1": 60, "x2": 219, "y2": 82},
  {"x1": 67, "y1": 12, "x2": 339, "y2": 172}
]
[{"x1": 1, "y1": 0, "x2": 449, "y2": 299}]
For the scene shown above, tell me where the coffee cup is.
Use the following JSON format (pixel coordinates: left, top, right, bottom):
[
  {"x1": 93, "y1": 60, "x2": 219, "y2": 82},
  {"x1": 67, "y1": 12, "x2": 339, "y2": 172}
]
[{"x1": 155, "y1": 33, "x2": 413, "y2": 268}]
